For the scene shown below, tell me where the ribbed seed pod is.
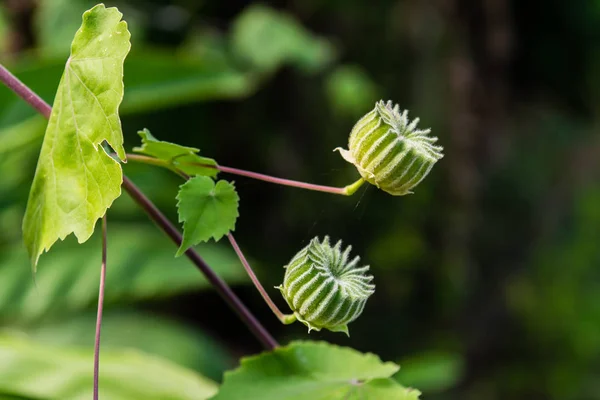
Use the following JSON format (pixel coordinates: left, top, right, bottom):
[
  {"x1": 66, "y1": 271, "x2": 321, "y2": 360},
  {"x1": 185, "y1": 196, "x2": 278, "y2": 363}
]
[
  {"x1": 336, "y1": 100, "x2": 443, "y2": 196},
  {"x1": 277, "y1": 236, "x2": 375, "y2": 335}
]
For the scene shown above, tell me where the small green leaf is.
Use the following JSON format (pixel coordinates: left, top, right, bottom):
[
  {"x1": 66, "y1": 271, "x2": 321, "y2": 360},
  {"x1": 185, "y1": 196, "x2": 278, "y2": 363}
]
[
  {"x1": 22, "y1": 4, "x2": 130, "y2": 268},
  {"x1": 211, "y1": 341, "x2": 421, "y2": 400},
  {"x1": 176, "y1": 176, "x2": 239, "y2": 256},
  {"x1": 134, "y1": 128, "x2": 218, "y2": 177},
  {"x1": 0, "y1": 334, "x2": 218, "y2": 400}
]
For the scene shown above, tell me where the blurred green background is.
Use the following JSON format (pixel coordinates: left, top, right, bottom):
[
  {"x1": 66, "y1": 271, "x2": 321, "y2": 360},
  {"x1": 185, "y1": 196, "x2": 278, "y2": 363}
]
[{"x1": 1, "y1": 0, "x2": 599, "y2": 399}]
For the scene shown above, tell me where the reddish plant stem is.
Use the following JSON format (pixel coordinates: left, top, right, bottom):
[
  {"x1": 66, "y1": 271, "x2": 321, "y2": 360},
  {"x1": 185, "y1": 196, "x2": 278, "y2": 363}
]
[
  {"x1": 0, "y1": 63, "x2": 278, "y2": 350},
  {"x1": 216, "y1": 165, "x2": 348, "y2": 195},
  {"x1": 93, "y1": 214, "x2": 107, "y2": 400},
  {"x1": 127, "y1": 154, "x2": 362, "y2": 196},
  {"x1": 227, "y1": 233, "x2": 295, "y2": 324}
]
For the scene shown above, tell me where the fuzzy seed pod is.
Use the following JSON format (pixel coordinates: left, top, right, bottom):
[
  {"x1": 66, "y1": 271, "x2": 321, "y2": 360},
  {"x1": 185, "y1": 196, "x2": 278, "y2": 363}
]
[
  {"x1": 336, "y1": 100, "x2": 443, "y2": 195},
  {"x1": 277, "y1": 236, "x2": 375, "y2": 335}
]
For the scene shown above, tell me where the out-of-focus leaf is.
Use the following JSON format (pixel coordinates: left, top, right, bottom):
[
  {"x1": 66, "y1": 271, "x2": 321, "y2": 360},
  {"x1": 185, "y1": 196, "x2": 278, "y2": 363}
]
[
  {"x1": 394, "y1": 352, "x2": 463, "y2": 393},
  {"x1": 211, "y1": 341, "x2": 420, "y2": 400},
  {"x1": 22, "y1": 4, "x2": 130, "y2": 268},
  {"x1": 35, "y1": 0, "x2": 97, "y2": 57},
  {"x1": 0, "y1": 334, "x2": 218, "y2": 400},
  {"x1": 0, "y1": 50, "x2": 255, "y2": 156},
  {"x1": 35, "y1": 0, "x2": 142, "y2": 58},
  {"x1": 231, "y1": 4, "x2": 335, "y2": 74},
  {"x1": 326, "y1": 65, "x2": 379, "y2": 117},
  {"x1": 134, "y1": 129, "x2": 218, "y2": 177},
  {"x1": 0, "y1": 224, "x2": 246, "y2": 323},
  {"x1": 0, "y1": 6, "x2": 8, "y2": 56},
  {"x1": 27, "y1": 310, "x2": 233, "y2": 380},
  {"x1": 0, "y1": 117, "x2": 46, "y2": 155},
  {"x1": 176, "y1": 177, "x2": 239, "y2": 255}
]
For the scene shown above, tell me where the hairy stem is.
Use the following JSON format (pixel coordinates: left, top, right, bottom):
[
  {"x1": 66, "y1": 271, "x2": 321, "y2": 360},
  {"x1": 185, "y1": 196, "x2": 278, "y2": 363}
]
[
  {"x1": 227, "y1": 233, "x2": 296, "y2": 325},
  {"x1": 126, "y1": 153, "x2": 365, "y2": 196},
  {"x1": 93, "y1": 214, "x2": 107, "y2": 400},
  {"x1": 122, "y1": 177, "x2": 278, "y2": 349},
  {"x1": 0, "y1": 63, "x2": 278, "y2": 350}
]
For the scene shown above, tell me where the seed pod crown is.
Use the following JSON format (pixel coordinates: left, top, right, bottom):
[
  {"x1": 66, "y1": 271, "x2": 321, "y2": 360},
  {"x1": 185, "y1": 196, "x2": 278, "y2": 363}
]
[
  {"x1": 336, "y1": 100, "x2": 443, "y2": 195},
  {"x1": 277, "y1": 236, "x2": 375, "y2": 335}
]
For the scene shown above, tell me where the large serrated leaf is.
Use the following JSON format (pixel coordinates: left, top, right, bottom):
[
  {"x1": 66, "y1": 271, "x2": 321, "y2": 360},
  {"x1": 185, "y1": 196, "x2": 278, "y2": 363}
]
[
  {"x1": 176, "y1": 176, "x2": 239, "y2": 256},
  {"x1": 134, "y1": 129, "x2": 218, "y2": 177},
  {"x1": 22, "y1": 4, "x2": 130, "y2": 268},
  {"x1": 211, "y1": 341, "x2": 421, "y2": 400},
  {"x1": 0, "y1": 334, "x2": 217, "y2": 400}
]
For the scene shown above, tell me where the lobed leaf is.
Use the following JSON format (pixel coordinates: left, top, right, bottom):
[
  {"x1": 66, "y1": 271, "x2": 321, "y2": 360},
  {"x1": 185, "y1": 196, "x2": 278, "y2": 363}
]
[
  {"x1": 22, "y1": 4, "x2": 130, "y2": 268},
  {"x1": 0, "y1": 334, "x2": 217, "y2": 400},
  {"x1": 211, "y1": 341, "x2": 421, "y2": 400},
  {"x1": 176, "y1": 176, "x2": 239, "y2": 256},
  {"x1": 134, "y1": 129, "x2": 218, "y2": 177}
]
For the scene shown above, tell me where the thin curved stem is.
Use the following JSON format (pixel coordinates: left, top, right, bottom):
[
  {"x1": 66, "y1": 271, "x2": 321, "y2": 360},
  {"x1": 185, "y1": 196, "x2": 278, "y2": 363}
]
[
  {"x1": 126, "y1": 153, "x2": 365, "y2": 196},
  {"x1": 93, "y1": 214, "x2": 107, "y2": 400},
  {"x1": 0, "y1": 63, "x2": 278, "y2": 350},
  {"x1": 227, "y1": 233, "x2": 296, "y2": 325}
]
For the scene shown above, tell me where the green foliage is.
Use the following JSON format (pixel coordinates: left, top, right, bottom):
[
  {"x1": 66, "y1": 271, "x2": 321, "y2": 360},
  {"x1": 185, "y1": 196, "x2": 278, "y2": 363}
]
[
  {"x1": 395, "y1": 352, "x2": 464, "y2": 394},
  {"x1": 35, "y1": 0, "x2": 98, "y2": 57},
  {"x1": 231, "y1": 4, "x2": 335, "y2": 74},
  {"x1": 0, "y1": 334, "x2": 218, "y2": 400},
  {"x1": 0, "y1": 224, "x2": 246, "y2": 323},
  {"x1": 212, "y1": 341, "x2": 420, "y2": 400},
  {"x1": 134, "y1": 129, "x2": 218, "y2": 177},
  {"x1": 326, "y1": 65, "x2": 379, "y2": 117},
  {"x1": 22, "y1": 4, "x2": 130, "y2": 268},
  {"x1": 27, "y1": 310, "x2": 233, "y2": 381},
  {"x1": 176, "y1": 176, "x2": 239, "y2": 255}
]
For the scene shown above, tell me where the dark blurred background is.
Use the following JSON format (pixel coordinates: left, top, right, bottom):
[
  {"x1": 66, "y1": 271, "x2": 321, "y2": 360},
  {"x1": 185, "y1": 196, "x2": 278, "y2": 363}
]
[{"x1": 1, "y1": 0, "x2": 599, "y2": 399}]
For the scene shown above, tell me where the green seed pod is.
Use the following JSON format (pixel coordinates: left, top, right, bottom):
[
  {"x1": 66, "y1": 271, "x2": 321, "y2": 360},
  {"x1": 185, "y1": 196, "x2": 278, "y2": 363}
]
[
  {"x1": 277, "y1": 236, "x2": 375, "y2": 335},
  {"x1": 336, "y1": 100, "x2": 443, "y2": 196}
]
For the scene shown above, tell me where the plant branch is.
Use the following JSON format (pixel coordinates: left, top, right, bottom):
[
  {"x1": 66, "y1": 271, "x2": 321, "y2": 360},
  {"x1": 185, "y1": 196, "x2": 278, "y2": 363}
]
[
  {"x1": 126, "y1": 153, "x2": 365, "y2": 196},
  {"x1": 93, "y1": 214, "x2": 107, "y2": 400},
  {"x1": 216, "y1": 165, "x2": 364, "y2": 196},
  {"x1": 122, "y1": 176, "x2": 279, "y2": 349},
  {"x1": 0, "y1": 63, "x2": 278, "y2": 349},
  {"x1": 227, "y1": 233, "x2": 296, "y2": 325}
]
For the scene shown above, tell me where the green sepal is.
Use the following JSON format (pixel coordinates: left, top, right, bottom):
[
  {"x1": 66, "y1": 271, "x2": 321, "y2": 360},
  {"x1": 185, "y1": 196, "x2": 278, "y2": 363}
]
[{"x1": 134, "y1": 128, "x2": 218, "y2": 177}]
